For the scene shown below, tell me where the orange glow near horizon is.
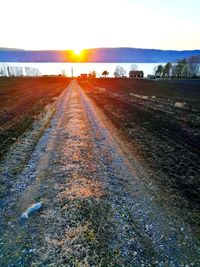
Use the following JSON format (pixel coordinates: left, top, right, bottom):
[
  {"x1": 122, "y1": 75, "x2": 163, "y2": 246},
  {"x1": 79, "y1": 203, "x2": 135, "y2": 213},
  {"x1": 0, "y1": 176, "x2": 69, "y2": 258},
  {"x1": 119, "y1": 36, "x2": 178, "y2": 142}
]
[{"x1": 66, "y1": 49, "x2": 87, "y2": 62}]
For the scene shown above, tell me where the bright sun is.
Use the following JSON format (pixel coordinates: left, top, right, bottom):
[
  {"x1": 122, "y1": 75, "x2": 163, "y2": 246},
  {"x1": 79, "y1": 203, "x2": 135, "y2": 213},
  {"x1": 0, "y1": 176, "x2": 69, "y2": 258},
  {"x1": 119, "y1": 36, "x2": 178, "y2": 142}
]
[{"x1": 73, "y1": 48, "x2": 82, "y2": 55}]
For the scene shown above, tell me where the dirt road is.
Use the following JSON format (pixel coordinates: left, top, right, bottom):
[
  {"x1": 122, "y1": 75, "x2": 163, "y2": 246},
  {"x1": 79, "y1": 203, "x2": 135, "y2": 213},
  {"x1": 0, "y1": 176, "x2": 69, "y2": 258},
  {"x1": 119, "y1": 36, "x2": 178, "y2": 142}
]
[{"x1": 0, "y1": 80, "x2": 200, "y2": 266}]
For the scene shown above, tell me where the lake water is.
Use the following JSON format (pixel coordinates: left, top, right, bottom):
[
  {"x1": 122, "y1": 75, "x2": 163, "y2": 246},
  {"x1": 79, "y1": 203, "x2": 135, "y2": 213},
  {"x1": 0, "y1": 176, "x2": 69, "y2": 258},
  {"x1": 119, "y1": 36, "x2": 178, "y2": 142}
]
[{"x1": 2, "y1": 62, "x2": 162, "y2": 77}]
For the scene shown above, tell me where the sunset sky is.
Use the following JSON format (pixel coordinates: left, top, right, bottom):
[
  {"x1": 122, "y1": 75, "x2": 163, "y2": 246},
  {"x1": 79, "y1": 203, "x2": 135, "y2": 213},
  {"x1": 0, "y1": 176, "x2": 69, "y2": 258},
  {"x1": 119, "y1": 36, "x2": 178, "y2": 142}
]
[{"x1": 0, "y1": 0, "x2": 200, "y2": 51}]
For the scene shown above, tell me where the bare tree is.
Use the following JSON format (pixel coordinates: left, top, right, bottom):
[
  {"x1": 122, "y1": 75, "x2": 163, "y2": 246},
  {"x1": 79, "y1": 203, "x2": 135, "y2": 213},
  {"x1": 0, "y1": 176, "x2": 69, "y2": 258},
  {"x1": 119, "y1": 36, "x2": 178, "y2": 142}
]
[
  {"x1": 189, "y1": 63, "x2": 200, "y2": 77},
  {"x1": 114, "y1": 65, "x2": 126, "y2": 77},
  {"x1": 25, "y1": 66, "x2": 40, "y2": 76},
  {"x1": 0, "y1": 64, "x2": 8, "y2": 76},
  {"x1": 89, "y1": 70, "x2": 97, "y2": 78},
  {"x1": 8, "y1": 66, "x2": 23, "y2": 76},
  {"x1": 0, "y1": 64, "x2": 41, "y2": 77},
  {"x1": 61, "y1": 69, "x2": 67, "y2": 76},
  {"x1": 188, "y1": 55, "x2": 200, "y2": 77},
  {"x1": 130, "y1": 64, "x2": 138, "y2": 71}
]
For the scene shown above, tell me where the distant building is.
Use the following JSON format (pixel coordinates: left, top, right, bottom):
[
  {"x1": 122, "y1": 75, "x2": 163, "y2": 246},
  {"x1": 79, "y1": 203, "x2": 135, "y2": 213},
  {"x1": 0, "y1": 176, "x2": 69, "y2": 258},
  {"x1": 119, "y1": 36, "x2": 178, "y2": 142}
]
[
  {"x1": 129, "y1": 70, "x2": 144, "y2": 78},
  {"x1": 80, "y1": 74, "x2": 88, "y2": 78}
]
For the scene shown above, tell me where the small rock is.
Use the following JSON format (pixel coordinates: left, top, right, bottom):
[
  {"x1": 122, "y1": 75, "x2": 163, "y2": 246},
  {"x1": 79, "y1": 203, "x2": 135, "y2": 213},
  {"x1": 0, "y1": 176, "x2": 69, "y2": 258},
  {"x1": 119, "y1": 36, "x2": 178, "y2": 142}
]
[
  {"x1": 29, "y1": 248, "x2": 35, "y2": 253},
  {"x1": 20, "y1": 202, "x2": 43, "y2": 219}
]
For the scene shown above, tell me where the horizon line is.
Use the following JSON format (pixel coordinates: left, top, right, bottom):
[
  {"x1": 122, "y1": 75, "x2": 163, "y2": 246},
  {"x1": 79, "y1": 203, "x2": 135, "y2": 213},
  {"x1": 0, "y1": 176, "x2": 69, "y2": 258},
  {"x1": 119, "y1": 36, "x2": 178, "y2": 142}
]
[{"x1": 1, "y1": 47, "x2": 200, "y2": 52}]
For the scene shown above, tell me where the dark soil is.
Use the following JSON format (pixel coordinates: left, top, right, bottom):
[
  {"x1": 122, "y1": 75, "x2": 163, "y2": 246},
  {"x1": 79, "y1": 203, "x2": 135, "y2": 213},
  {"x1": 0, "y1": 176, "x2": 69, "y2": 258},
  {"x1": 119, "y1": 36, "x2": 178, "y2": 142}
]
[
  {"x1": 0, "y1": 77, "x2": 71, "y2": 160},
  {"x1": 79, "y1": 78, "x2": 200, "y2": 212}
]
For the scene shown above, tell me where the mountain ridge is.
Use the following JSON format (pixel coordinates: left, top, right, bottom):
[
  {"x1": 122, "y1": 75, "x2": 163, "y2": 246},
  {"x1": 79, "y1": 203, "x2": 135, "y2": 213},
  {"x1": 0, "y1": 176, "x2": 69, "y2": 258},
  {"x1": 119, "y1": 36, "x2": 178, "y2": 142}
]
[{"x1": 0, "y1": 47, "x2": 200, "y2": 63}]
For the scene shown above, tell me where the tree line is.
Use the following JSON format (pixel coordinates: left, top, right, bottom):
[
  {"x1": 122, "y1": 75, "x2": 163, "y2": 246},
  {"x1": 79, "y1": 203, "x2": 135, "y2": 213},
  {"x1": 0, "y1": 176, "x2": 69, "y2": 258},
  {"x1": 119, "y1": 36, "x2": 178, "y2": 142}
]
[
  {"x1": 0, "y1": 64, "x2": 41, "y2": 77},
  {"x1": 154, "y1": 57, "x2": 200, "y2": 78}
]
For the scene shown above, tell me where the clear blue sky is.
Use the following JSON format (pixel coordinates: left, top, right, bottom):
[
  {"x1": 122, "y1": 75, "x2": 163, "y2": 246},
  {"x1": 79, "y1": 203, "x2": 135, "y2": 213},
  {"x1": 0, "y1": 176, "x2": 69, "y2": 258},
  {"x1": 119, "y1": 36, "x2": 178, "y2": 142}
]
[{"x1": 0, "y1": 0, "x2": 199, "y2": 50}]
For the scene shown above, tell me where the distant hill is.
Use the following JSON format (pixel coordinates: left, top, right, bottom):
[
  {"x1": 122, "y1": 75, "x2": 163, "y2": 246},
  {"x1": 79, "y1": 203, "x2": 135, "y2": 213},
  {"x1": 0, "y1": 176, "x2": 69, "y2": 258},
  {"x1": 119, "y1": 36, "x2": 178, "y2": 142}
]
[
  {"x1": 187, "y1": 54, "x2": 200, "y2": 63},
  {"x1": 0, "y1": 47, "x2": 200, "y2": 63},
  {"x1": 0, "y1": 47, "x2": 24, "y2": 51}
]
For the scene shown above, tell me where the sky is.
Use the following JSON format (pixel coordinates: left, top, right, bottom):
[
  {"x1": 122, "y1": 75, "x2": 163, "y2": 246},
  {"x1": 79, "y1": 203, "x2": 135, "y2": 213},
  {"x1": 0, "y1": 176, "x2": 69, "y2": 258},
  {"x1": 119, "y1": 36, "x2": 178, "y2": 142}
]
[{"x1": 0, "y1": 0, "x2": 200, "y2": 51}]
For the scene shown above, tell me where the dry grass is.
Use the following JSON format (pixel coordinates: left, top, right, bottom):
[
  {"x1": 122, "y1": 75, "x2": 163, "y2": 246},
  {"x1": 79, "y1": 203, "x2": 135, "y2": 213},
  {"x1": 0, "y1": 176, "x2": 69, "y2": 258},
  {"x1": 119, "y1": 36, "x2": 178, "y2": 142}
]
[
  {"x1": 57, "y1": 176, "x2": 106, "y2": 201},
  {"x1": 32, "y1": 172, "x2": 114, "y2": 266},
  {"x1": 34, "y1": 220, "x2": 90, "y2": 267}
]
